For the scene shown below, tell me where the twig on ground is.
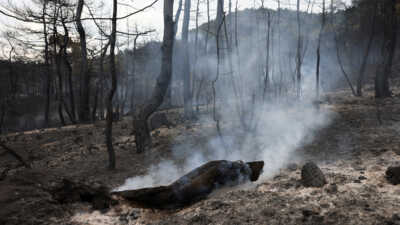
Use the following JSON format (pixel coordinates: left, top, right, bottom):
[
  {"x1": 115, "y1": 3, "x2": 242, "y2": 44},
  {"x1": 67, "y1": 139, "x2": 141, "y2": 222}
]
[{"x1": 0, "y1": 141, "x2": 31, "y2": 168}]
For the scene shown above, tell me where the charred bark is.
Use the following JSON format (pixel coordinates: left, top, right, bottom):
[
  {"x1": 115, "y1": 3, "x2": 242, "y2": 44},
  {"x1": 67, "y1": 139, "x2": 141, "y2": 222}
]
[
  {"x1": 133, "y1": 0, "x2": 175, "y2": 154},
  {"x1": 315, "y1": 0, "x2": 326, "y2": 99},
  {"x1": 182, "y1": 0, "x2": 193, "y2": 118},
  {"x1": 105, "y1": 0, "x2": 118, "y2": 170},
  {"x1": 43, "y1": 1, "x2": 51, "y2": 127},
  {"x1": 356, "y1": 2, "x2": 377, "y2": 97},
  {"x1": 296, "y1": 0, "x2": 302, "y2": 98},
  {"x1": 76, "y1": 0, "x2": 90, "y2": 122},
  {"x1": 61, "y1": 18, "x2": 77, "y2": 123},
  {"x1": 111, "y1": 160, "x2": 264, "y2": 209},
  {"x1": 53, "y1": 8, "x2": 66, "y2": 126},
  {"x1": 375, "y1": 0, "x2": 397, "y2": 98}
]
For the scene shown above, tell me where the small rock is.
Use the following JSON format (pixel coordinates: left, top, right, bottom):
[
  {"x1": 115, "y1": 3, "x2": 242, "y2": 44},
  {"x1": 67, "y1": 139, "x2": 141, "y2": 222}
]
[
  {"x1": 358, "y1": 176, "x2": 367, "y2": 181},
  {"x1": 301, "y1": 162, "x2": 327, "y2": 187},
  {"x1": 386, "y1": 166, "x2": 400, "y2": 185}
]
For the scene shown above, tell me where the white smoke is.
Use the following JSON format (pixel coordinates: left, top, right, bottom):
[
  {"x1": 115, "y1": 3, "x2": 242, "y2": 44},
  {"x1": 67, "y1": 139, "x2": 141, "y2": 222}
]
[
  {"x1": 116, "y1": 100, "x2": 333, "y2": 191},
  {"x1": 116, "y1": 7, "x2": 337, "y2": 191}
]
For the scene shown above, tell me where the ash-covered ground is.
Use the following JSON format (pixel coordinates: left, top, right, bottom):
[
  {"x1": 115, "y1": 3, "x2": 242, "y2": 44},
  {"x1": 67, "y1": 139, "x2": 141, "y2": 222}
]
[{"x1": 2, "y1": 89, "x2": 400, "y2": 225}]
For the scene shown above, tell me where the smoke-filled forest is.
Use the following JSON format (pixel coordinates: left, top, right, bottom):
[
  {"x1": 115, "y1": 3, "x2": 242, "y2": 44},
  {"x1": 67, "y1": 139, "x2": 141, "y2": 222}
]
[{"x1": 1, "y1": 0, "x2": 400, "y2": 224}]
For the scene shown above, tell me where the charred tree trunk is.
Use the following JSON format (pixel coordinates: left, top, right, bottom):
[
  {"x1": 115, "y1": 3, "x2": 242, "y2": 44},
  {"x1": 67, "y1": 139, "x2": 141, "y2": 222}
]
[
  {"x1": 112, "y1": 160, "x2": 263, "y2": 209},
  {"x1": 53, "y1": 9, "x2": 66, "y2": 126},
  {"x1": 216, "y1": 0, "x2": 224, "y2": 45},
  {"x1": 99, "y1": 41, "x2": 110, "y2": 121},
  {"x1": 205, "y1": 0, "x2": 210, "y2": 53},
  {"x1": 173, "y1": 0, "x2": 183, "y2": 37},
  {"x1": 315, "y1": 0, "x2": 326, "y2": 99},
  {"x1": 61, "y1": 19, "x2": 77, "y2": 123},
  {"x1": 331, "y1": 0, "x2": 357, "y2": 97},
  {"x1": 263, "y1": 10, "x2": 271, "y2": 100},
  {"x1": 356, "y1": 2, "x2": 377, "y2": 97},
  {"x1": 375, "y1": 0, "x2": 397, "y2": 98},
  {"x1": 296, "y1": 0, "x2": 302, "y2": 98},
  {"x1": 105, "y1": 0, "x2": 118, "y2": 170},
  {"x1": 133, "y1": 0, "x2": 175, "y2": 154},
  {"x1": 76, "y1": 0, "x2": 90, "y2": 123},
  {"x1": 43, "y1": 1, "x2": 51, "y2": 127},
  {"x1": 182, "y1": 0, "x2": 193, "y2": 118}
]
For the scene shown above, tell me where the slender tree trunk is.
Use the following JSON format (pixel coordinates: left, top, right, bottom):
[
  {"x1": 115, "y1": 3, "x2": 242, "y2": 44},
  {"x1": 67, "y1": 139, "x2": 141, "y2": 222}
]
[
  {"x1": 330, "y1": 0, "x2": 356, "y2": 96},
  {"x1": 296, "y1": 0, "x2": 302, "y2": 98},
  {"x1": 163, "y1": 0, "x2": 182, "y2": 108},
  {"x1": 212, "y1": 13, "x2": 227, "y2": 147},
  {"x1": 61, "y1": 19, "x2": 77, "y2": 123},
  {"x1": 375, "y1": 0, "x2": 396, "y2": 98},
  {"x1": 334, "y1": 34, "x2": 357, "y2": 96},
  {"x1": 53, "y1": 8, "x2": 66, "y2": 126},
  {"x1": 216, "y1": 0, "x2": 224, "y2": 43},
  {"x1": 173, "y1": 0, "x2": 183, "y2": 37},
  {"x1": 76, "y1": 0, "x2": 90, "y2": 122},
  {"x1": 315, "y1": 0, "x2": 325, "y2": 99},
  {"x1": 99, "y1": 41, "x2": 110, "y2": 121},
  {"x1": 193, "y1": 0, "x2": 200, "y2": 112},
  {"x1": 133, "y1": 0, "x2": 175, "y2": 153},
  {"x1": 205, "y1": 0, "x2": 210, "y2": 53},
  {"x1": 43, "y1": 1, "x2": 51, "y2": 127},
  {"x1": 182, "y1": 0, "x2": 193, "y2": 118},
  {"x1": 130, "y1": 35, "x2": 139, "y2": 113},
  {"x1": 356, "y1": 2, "x2": 377, "y2": 97},
  {"x1": 263, "y1": 10, "x2": 271, "y2": 100},
  {"x1": 105, "y1": 0, "x2": 118, "y2": 170}
]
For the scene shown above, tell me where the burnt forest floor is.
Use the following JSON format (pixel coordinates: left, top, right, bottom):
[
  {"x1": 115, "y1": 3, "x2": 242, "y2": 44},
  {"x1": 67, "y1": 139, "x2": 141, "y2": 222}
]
[{"x1": 2, "y1": 87, "x2": 400, "y2": 225}]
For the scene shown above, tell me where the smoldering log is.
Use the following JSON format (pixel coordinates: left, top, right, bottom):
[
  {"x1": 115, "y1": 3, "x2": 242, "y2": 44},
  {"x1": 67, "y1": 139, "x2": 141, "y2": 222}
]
[{"x1": 111, "y1": 160, "x2": 264, "y2": 209}]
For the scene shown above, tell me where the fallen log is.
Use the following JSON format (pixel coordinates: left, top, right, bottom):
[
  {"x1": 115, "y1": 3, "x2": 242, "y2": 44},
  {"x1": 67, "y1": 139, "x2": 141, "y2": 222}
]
[{"x1": 111, "y1": 160, "x2": 264, "y2": 209}]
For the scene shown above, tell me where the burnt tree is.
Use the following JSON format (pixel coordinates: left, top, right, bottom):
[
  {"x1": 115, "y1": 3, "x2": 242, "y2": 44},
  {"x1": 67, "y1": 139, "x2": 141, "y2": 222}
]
[
  {"x1": 76, "y1": 0, "x2": 91, "y2": 122},
  {"x1": 375, "y1": 0, "x2": 397, "y2": 98},
  {"x1": 133, "y1": 0, "x2": 175, "y2": 153},
  {"x1": 105, "y1": 0, "x2": 118, "y2": 170},
  {"x1": 182, "y1": 0, "x2": 194, "y2": 118}
]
